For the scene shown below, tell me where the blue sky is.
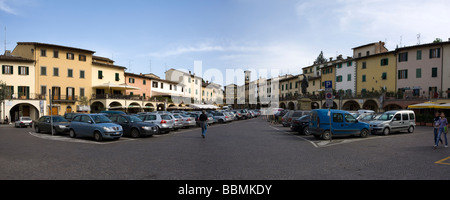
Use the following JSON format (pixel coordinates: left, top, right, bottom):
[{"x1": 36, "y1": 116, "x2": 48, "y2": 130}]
[{"x1": 1, "y1": 0, "x2": 450, "y2": 85}]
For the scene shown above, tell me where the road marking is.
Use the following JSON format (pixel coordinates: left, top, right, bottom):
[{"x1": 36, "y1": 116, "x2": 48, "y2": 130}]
[
  {"x1": 270, "y1": 126, "x2": 319, "y2": 148},
  {"x1": 28, "y1": 132, "x2": 135, "y2": 145},
  {"x1": 435, "y1": 157, "x2": 450, "y2": 166}
]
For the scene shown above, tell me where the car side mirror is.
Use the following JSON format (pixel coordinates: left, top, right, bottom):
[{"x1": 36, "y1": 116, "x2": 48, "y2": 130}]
[{"x1": 87, "y1": 120, "x2": 93, "y2": 124}]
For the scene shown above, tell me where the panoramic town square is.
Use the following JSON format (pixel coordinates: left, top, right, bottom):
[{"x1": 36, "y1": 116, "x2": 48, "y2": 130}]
[{"x1": 1, "y1": 0, "x2": 450, "y2": 187}]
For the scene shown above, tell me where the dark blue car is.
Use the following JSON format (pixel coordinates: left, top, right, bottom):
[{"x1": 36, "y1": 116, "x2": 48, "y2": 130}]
[{"x1": 69, "y1": 114, "x2": 123, "y2": 141}]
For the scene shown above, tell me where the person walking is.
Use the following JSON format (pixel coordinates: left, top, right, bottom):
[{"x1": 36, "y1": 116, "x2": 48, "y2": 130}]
[
  {"x1": 434, "y1": 112, "x2": 448, "y2": 149},
  {"x1": 434, "y1": 112, "x2": 443, "y2": 146},
  {"x1": 199, "y1": 110, "x2": 208, "y2": 138}
]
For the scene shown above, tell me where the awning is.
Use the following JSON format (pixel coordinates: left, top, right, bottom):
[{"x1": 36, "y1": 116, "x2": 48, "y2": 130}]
[
  {"x1": 433, "y1": 103, "x2": 450, "y2": 109},
  {"x1": 93, "y1": 82, "x2": 140, "y2": 90},
  {"x1": 408, "y1": 102, "x2": 439, "y2": 109},
  {"x1": 189, "y1": 104, "x2": 219, "y2": 109}
]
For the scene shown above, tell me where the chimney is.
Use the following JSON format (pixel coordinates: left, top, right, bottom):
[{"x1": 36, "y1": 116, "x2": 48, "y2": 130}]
[
  {"x1": 329, "y1": 57, "x2": 333, "y2": 61},
  {"x1": 4, "y1": 50, "x2": 11, "y2": 56}
]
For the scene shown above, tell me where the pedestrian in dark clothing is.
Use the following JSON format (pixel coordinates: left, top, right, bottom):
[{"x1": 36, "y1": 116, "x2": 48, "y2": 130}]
[
  {"x1": 199, "y1": 110, "x2": 208, "y2": 138},
  {"x1": 434, "y1": 112, "x2": 443, "y2": 145}
]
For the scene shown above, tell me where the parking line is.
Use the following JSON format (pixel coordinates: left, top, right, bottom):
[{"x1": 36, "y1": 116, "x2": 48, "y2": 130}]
[
  {"x1": 270, "y1": 126, "x2": 319, "y2": 148},
  {"x1": 28, "y1": 132, "x2": 136, "y2": 145},
  {"x1": 435, "y1": 157, "x2": 450, "y2": 166}
]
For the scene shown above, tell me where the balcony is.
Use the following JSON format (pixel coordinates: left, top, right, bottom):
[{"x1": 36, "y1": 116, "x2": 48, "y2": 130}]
[
  {"x1": 5, "y1": 93, "x2": 46, "y2": 101},
  {"x1": 51, "y1": 95, "x2": 78, "y2": 103}
]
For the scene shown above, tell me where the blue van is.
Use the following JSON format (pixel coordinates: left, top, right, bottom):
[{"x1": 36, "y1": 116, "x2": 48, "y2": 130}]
[{"x1": 309, "y1": 109, "x2": 370, "y2": 140}]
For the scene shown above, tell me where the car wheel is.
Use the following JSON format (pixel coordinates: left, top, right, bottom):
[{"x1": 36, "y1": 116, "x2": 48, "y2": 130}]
[
  {"x1": 35, "y1": 126, "x2": 40, "y2": 133},
  {"x1": 69, "y1": 129, "x2": 76, "y2": 138},
  {"x1": 219, "y1": 119, "x2": 224, "y2": 124},
  {"x1": 303, "y1": 126, "x2": 311, "y2": 136},
  {"x1": 322, "y1": 130, "x2": 331, "y2": 140},
  {"x1": 383, "y1": 128, "x2": 390, "y2": 136},
  {"x1": 94, "y1": 131, "x2": 103, "y2": 142},
  {"x1": 131, "y1": 128, "x2": 140, "y2": 138},
  {"x1": 408, "y1": 126, "x2": 414, "y2": 133},
  {"x1": 360, "y1": 129, "x2": 369, "y2": 138}
]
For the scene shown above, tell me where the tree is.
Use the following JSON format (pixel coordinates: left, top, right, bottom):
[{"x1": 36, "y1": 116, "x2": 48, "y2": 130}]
[
  {"x1": 0, "y1": 80, "x2": 7, "y2": 101},
  {"x1": 433, "y1": 38, "x2": 443, "y2": 43}
]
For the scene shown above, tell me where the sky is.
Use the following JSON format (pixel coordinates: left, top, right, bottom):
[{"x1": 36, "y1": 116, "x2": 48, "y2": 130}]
[{"x1": 1, "y1": 0, "x2": 450, "y2": 86}]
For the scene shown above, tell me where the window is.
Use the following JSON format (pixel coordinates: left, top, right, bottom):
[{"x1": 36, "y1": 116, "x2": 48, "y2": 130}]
[
  {"x1": 398, "y1": 70, "x2": 408, "y2": 79},
  {"x1": 381, "y1": 72, "x2": 387, "y2": 80},
  {"x1": 380, "y1": 58, "x2": 389, "y2": 66},
  {"x1": 79, "y1": 54, "x2": 86, "y2": 62},
  {"x1": 333, "y1": 113, "x2": 343, "y2": 123},
  {"x1": 393, "y1": 114, "x2": 401, "y2": 121},
  {"x1": 67, "y1": 69, "x2": 73, "y2": 78},
  {"x1": 416, "y1": 50, "x2": 422, "y2": 60},
  {"x1": 366, "y1": 51, "x2": 370, "y2": 56},
  {"x1": 195, "y1": 79, "x2": 198, "y2": 85},
  {"x1": 347, "y1": 74, "x2": 352, "y2": 81},
  {"x1": 161, "y1": 83, "x2": 164, "y2": 89},
  {"x1": 41, "y1": 86, "x2": 47, "y2": 96},
  {"x1": 53, "y1": 50, "x2": 59, "y2": 58},
  {"x1": 52, "y1": 87, "x2": 61, "y2": 100},
  {"x1": 362, "y1": 75, "x2": 366, "y2": 82},
  {"x1": 17, "y1": 86, "x2": 30, "y2": 99},
  {"x1": 40, "y1": 66, "x2": 46, "y2": 75},
  {"x1": 67, "y1": 53, "x2": 74, "y2": 60},
  {"x1": 98, "y1": 70, "x2": 103, "y2": 79},
  {"x1": 174, "y1": 85, "x2": 177, "y2": 91},
  {"x1": 416, "y1": 68, "x2": 422, "y2": 78},
  {"x1": 53, "y1": 67, "x2": 59, "y2": 76},
  {"x1": 80, "y1": 88, "x2": 85, "y2": 97},
  {"x1": 2, "y1": 65, "x2": 13, "y2": 74},
  {"x1": 358, "y1": 52, "x2": 362, "y2": 58},
  {"x1": 347, "y1": 61, "x2": 352, "y2": 67},
  {"x1": 345, "y1": 114, "x2": 356, "y2": 123},
  {"x1": 170, "y1": 85, "x2": 173, "y2": 90},
  {"x1": 336, "y1": 75, "x2": 343, "y2": 82},
  {"x1": 143, "y1": 79, "x2": 146, "y2": 85},
  {"x1": 362, "y1": 62, "x2": 367, "y2": 69},
  {"x1": 115, "y1": 73, "x2": 120, "y2": 81},
  {"x1": 289, "y1": 83, "x2": 292, "y2": 89},
  {"x1": 66, "y1": 87, "x2": 75, "y2": 100},
  {"x1": 281, "y1": 84, "x2": 284, "y2": 91},
  {"x1": 337, "y1": 63, "x2": 342, "y2": 68},
  {"x1": 80, "y1": 70, "x2": 85, "y2": 79},
  {"x1": 402, "y1": 113, "x2": 409, "y2": 121},
  {"x1": 152, "y1": 81, "x2": 158, "y2": 88},
  {"x1": 41, "y1": 49, "x2": 47, "y2": 57},
  {"x1": 18, "y1": 66, "x2": 29, "y2": 75},
  {"x1": 129, "y1": 78, "x2": 135, "y2": 83},
  {"x1": 432, "y1": 68, "x2": 438, "y2": 78},
  {"x1": 398, "y1": 53, "x2": 408, "y2": 62},
  {"x1": 430, "y1": 48, "x2": 441, "y2": 58}
]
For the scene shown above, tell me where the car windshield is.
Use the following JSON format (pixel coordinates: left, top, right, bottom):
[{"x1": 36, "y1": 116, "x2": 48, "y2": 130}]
[
  {"x1": 378, "y1": 113, "x2": 394, "y2": 121},
  {"x1": 298, "y1": 115, "x2": 309, "y2": 120},
  {"x1": 21, "y1": 117, "x2": 32, "y2": 121},
  {"x1": 91, "y1": 115, "x2": 112, "y2": 123},
  {"x1": 128, "y1": 116, "x2": 142, "y2": 122},
  {"x1": 52, "y1": 116, "x2": 68, "y2": 122}
]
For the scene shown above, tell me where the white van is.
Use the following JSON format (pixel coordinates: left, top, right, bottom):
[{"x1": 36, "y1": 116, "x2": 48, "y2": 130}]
[{"x1": 369, "y1": 110, "x2": 416, "y2": 135}]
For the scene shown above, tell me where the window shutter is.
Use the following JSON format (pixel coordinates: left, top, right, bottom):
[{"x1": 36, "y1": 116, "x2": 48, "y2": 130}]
[
  {"x1": 2, "y1": 65, "x2": 4, "y2": 74},
  {"x1": 430, "y1": 49, "x2": 433, "y2": 58},
  {"x1": 26, "y1": 87, "x2": 30, "y2": 99},
  {"x1": 10, "y1": 66, "x2": 13, "y2": 74},
  {"x1": 437, "y1": 48, "x2": 441, "y2": 58},
  {"x1": 26, "y1": 67, "x2": 29, "y2": 75}
]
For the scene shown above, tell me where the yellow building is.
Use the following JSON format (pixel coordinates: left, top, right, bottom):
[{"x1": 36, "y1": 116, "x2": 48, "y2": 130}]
[
  {"x1": 355, "y1": 51, "x2": 396, "y2": 96},
  {"x1": 320, "y1": 63, "x2": 336, "y2": 90},
  {"x1": 12, "y1": 42, "x2": 95, "y2": 115}
]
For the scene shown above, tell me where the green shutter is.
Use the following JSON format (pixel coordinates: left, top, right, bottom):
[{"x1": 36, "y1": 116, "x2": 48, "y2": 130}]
[
  {"x1": 2, "y1": 65, "x2": 4, "y2": 74},
  {"x1": 438, "y1": 48, "x2": 441, "y2": 58},
  {"x1": 26, "y1": 87, "x2": 30, "y2": 99},
  {"x1": 26, "y1": 67, "x2": 29, "y2": 75}
]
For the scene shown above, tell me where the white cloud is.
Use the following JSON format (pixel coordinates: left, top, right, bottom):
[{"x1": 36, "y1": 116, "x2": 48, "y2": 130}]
[{"x1": 0, "y1": 0, "x2": 16, "y2": 14}]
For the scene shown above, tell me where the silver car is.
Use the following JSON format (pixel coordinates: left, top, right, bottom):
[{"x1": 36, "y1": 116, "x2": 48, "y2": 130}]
[
  {"x1": 15, "y1": 117, "x2": 33, "y2": 128},
  {"x1": 212, "y1": 112, "x2": 229, "y2": 123},
  {"x1": 369, "y1": 110, "x2": 416, "y2": 135},
  {"x1": 137, "y1": 113, "x2": 174, "y2": 134},
  {"x1": 179, "y1": 114, "x2": 196, "y2": 128},
  {"x1": 169, "y1": 114, "x2": 184, "y2": 130}
]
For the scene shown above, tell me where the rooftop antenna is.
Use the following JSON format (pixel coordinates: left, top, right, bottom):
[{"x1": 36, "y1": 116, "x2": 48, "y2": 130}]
[
  {"x1": 417, "y1": 34, "x2": 421, "y2": 45},
  {"x1": 399, "y1": 35, "x2": 403, "y2": 47}
]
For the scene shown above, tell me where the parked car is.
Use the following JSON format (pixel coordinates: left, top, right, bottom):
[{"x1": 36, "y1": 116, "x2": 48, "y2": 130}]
[
  {"x1": 231, "y1": 110, "x2": 244, "y2": 120},
  {"x1": 15, "y1": 117, "x2": 33, "y2": 128},
  {"x1": 179, "y1": 114, "x2": 196, "y2": 128},
  {"x1": 212, "y1": 112, "x2": 230, "y2": 123},
  {"x1": 69, "y1": 114, "x2": 123, "y2": 141},
  {"x1": 63, "y1": 113, "x2": 79, "y2": 122},
  {"x1": 369, "y1": 110, "x2": 416, "y2": 135},
  {"x1": 168, "y1": 114, "x2": 184, "y2": 130},
  {"x1": 207, "y1": 114, "x2": 215, "y2": 125},
  {"x1": 282, "y1": 110, "x2": 311, "y2": 127},
  {"x1": 136, "y1": 113, "x2": 174, "y2": 134},
  {"x1": 34, "y1": 116, "x2": 70, "y2": 134},
  {"x1": 108, "y1": 115, "x2": 158, "y2": 138},
  {"x1": 309, "y1": 109, "x2": 370, "y2": 140},
  {"x1": 100, "y1": 110, "x2": 126, "y2": 117},
  {"x1": 290, "y1": 115, "x2": 311, "y2": 135}
]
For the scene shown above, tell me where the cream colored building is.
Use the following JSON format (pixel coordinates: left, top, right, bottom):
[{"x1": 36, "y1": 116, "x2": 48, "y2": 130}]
[{"x1": 1, "y1": 52, "x2": 44, "y2": 122}]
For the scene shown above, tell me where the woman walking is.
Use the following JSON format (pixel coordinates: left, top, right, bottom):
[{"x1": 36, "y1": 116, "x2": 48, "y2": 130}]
[
  {"x1": 434, "y1": 112, "x2": 448, "y2": 149},
  {"x1": 434, "y1": 112, "x2": 443, "y2": 146}
]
